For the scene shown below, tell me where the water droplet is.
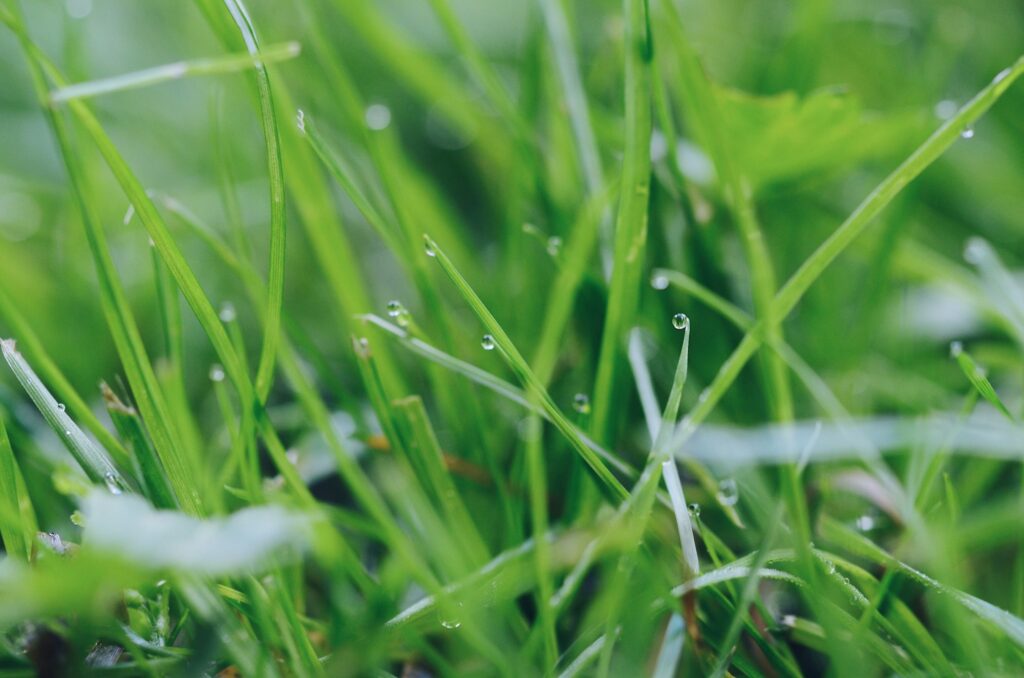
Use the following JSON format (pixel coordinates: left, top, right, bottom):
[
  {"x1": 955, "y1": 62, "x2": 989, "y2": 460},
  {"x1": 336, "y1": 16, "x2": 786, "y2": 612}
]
[
  {"x1": 546, "y1": 236, "x2": 562, "y2": 256},
  {"x1": 651, "y1": 274, "x2": 669, "y2": 290},
  {"x1": 219, "y1": 302, "x2": 237, "y2": 323},
  {"x1": 933, "y1": 99, "x2": 958, "y2": 120},
  {"x1": 572, "y1": 393, "x2": 591, "y2": 414},
  {"x1": 827, "y1": 561, "x2": 837, "y2": 575},
  {"x1": 960, "y1": 125, "x2": 975, "y2": 139},
  {"x1": 209, "y1": 364, "x2": 225, "y2": 383},
  {"x1": 855, "y1": 514, "x2": 876, "y2": 532},
  {"x1": 122, "y1": 203, "x2": 136, "y2": 226},
  {"x1": 688, "y1": 503, "x2": 701, "y2": 518},
  {"x1": 103, "y1": 472, "x2": 123, "y2": 495},
  {"x1": 481, "y1": 334, "x2": 496, "y2": 351},
  {"x1": 438, "y1": 602, "x2": 463, "y2": 630},
  {"x1": 64, "y1": 430, "x2": 71, "y2": 437},
  {"x1": 424, "y1": 238, "x2": 437, "y2": 257},
  {"x1": 716, "y1": 478, "x2": 739, "y2": 506},
  {"x1": 295, "y1": 109, "x2": 306, "y2": 133},
  {"x1": 386, "y1": 300, "x2": 403, "y2": 317},
  {"x1": 365, "y1": 103, "x2": 392, "y2": 131},
  {"x1": 949, "y1": 341, "x2": 963, "y2": 358},
  {"x1": 57, "y1": 403, "x2": 66, "y2": 413},
  {"x1": 963, "y1": 237, "x2": 987, "y2": 265},
  {"x1": 672, "y1": 313, "x2": 689, "y2": 330}
]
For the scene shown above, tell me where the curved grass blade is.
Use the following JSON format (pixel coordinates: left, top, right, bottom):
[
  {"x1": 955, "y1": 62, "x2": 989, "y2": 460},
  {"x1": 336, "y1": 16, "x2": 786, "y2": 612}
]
[{"x1": 217, "y1": 0, "x2": 289, "y2": 404}]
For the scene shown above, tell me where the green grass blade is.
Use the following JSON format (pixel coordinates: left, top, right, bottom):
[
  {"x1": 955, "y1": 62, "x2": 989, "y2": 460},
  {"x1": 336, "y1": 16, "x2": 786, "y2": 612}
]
[
  {"x1": 0, "y1": 410, "x2": 36, "y2": 561},
  {"x1": 2, "y1": 338, "x2": 126, "y2": 489},
  {"x1": 424, "y1": 235, "x2": 629, "y2": 502},
  {"x1": 217, "y1": 0, "x2": 289, "y2": 404},
  {"x1": 48, "y1": 42, "x2": 300, "y2": 102},
  {"x1": 0, "y1": 284, "x2": 128, "y2": 462},
  {"x1": 949, "y1": 342, "x2": 1014, "y2": 421},
  {"x1": 590, "y1": 0, "x2": 653, "y2": 445}
]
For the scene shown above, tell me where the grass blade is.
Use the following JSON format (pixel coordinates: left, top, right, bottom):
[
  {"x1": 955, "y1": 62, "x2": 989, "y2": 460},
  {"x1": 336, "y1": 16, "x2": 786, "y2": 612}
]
[
  {"x1": 48, "y1": 42, "x2": 300, "y2": 102},
  {"x1": 424, "y1": 235, "x2": 629, "y2": 502},
  {"x1": 2, "y1": 339, "x2": 126, "y2": 489}
]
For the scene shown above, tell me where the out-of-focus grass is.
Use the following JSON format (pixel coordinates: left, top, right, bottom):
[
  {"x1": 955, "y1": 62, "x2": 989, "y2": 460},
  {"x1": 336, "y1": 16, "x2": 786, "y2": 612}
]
[{"x1": 1, "y1": 0, "x2": 1024, "y2": 675}]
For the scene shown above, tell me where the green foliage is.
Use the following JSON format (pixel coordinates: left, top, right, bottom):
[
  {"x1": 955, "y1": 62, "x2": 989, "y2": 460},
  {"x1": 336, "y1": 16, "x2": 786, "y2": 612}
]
[{"x1": 0, "y1": 0, "x2": 1023, "y2": 675}]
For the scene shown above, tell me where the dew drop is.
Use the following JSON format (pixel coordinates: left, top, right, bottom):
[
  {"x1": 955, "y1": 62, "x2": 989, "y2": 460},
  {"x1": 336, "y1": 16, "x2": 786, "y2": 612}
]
[
  {"x1": 572, "y1": 393, "x2": 591, "y2": 414},
  {"x1": 103, "y1": 472, "x2": 123, "y2": 495},
  {"x1": 296, "y1": 109, "x2": 306, "y2": 133},
  {"x1": 960, "y1": 125, "x2": 975, "y2": 139},
  {"x1": 64, "y1": 430, "x2": 72, "y2": 437},
  {"x1": 424, "y1": 238, "x2": 437, "y2": 257},
  {"x1": 365, "y1": 103, "x2": 392, "y2": 131},
  {"x1": 672, "y1": 313, "x2": 689, "y2": 330},
  {"x1": 688, "y1": 503, "x2": 701, "y2": 518},
  {"x1": 855, "y1": 514, "x2": 876, "y2": 532},
  {"x1": 386, "y1": 300, "x2": 403, "y2": 317},
  {"x1": 716, "y1": 478, "x2": 739, "y2": 507},
  {"x1": 219, "y1": 302, "x2": 237, "y2": 323},
  {"x1": 651, "y1": 274, "x2": 669, "y2": 290},
  {"x1": 546, "y1": 236, "x2": 562, "y2": 256},
  {"x1": 949, "y1": 340, "x2": 963, "y2": 358},
  {"x1": 481, "y1": 334, "x2": 496, "y2": 351},
  {"x1": 440, "y1": 617, "x2": 462, "y2": 630},
  {"x1": 57, "y1": 403, "x2": 66, "y2": 413},
  {"x1": 209, "y1": 364, "x2": 226, "y2": 383},
  {"x1": 933, "y1": 99, "x2": 957, "y2": 120},
  {"x1": 963, "y1": 237, "x2": 987, "y2": 265}
]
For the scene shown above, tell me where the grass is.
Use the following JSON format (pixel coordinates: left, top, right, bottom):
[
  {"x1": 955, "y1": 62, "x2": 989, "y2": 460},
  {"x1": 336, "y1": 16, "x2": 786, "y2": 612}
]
[{"x1": 1, "y1": 0, "x2": 1024, "y2": 675}]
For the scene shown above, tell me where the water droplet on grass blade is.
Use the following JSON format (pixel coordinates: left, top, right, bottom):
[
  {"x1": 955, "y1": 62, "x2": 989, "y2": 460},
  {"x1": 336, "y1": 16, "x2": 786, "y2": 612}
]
[
  {"x1": 209, "y1": 364, "x2": 225, "y2": 383},
  {"x1": 963, "y1": 237, "x2": 987, "y2": 265},
  {"x1": 688, "y1": 503, "x2": 701, "y2": 518},
  {"x1": 572, "y1": 393, "x2": 590, "y2": 414},
  {"x1": 716, "y1": 478, "x2": 739, "y2": 506},
  {"x1": 546, "y1": 236, "x2": 562, "y2": 256},
  {"x1": 960, "y1": 125, "x2": 975, "y2": 139},
  {"x1": 424, "y1": 237, "x2": 437, "y2": 257},
  {"x1": 57, "y1": 403, "x2": 66, "y2": 412},
  {"x1": 365, "y1": 103, "x2": 392, "y2": 131},
  {"x1": 103, "y1": 473, "x2": 123, "y2": 495},
  {"x1": 949, "y1": 340, "x2": 963, "y2": 358},
  {"x1": 481, "y1": 335, "x2": 496, "y2": 351},
  {"x1": 296, "y1": 109, "x2": 306, "y2": 133},
  {"x1": 219, "y1": 302, "x2": 236, "y2": 323},
  {"x1": 386, "y1": 300, "x2": 403, "y2": 317},
  {"x1": 855, "y1": 514, "x2": 876, "y2": 532},
  {"x1": 651, "y1": 274, "x2": 669, "y2": 290},
  {"x1": 672, "y1": 313, "x2": 689, "y2": 330}
]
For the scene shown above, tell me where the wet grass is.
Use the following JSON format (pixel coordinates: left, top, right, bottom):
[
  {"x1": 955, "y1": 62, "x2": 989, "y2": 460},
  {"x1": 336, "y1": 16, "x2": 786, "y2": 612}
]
[{"x1": 1, "y1": 0, "x2": 1024, "y2": 675}]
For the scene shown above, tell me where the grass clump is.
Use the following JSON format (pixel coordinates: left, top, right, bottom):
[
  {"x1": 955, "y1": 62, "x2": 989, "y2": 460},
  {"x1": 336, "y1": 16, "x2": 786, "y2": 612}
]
[{"x1": 1, "y1": 0, "x2": 1024, "y2": 675}]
